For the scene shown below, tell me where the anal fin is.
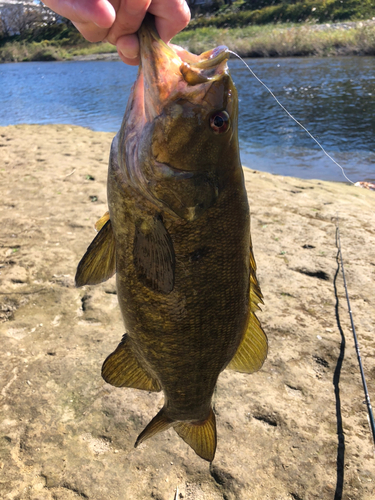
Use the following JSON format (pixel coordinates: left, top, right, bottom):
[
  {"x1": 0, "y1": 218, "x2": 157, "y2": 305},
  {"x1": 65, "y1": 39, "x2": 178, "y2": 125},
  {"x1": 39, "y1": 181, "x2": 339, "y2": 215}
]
[
  {"x1": 174, "y1": 408, "x2": 217, "y2": 462},
  {"x1": 102, "y1": 335, "x2": 161, "y2": 392}
]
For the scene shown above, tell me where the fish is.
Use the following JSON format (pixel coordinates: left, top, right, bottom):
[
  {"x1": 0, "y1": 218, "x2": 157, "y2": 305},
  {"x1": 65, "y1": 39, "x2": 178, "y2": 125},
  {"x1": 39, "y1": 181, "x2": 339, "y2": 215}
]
[{"x1": 75, "y1": 15, "x2": 267, "y2": 462}]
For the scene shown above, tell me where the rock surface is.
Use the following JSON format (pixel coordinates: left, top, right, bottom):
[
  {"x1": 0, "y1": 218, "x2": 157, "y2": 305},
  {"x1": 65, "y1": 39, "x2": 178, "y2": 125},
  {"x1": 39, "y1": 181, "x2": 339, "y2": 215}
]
[{"x1": 0, "y1": 124, "x2": 374, "y2": 500}]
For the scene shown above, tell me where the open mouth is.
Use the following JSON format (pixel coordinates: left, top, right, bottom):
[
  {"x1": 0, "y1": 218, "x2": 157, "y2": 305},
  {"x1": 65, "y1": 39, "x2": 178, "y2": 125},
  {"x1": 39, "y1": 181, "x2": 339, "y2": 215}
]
[
  {"x1": 138, "y1": 15, "x2": 230, "y2": 93},
  {"x1": 128, "y1": 16, "x2": 234, "y2": 129}
]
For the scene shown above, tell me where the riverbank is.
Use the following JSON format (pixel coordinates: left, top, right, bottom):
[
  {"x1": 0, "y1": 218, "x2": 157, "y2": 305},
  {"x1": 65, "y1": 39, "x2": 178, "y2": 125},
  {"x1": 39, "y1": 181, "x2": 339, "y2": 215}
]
[
  {"x1": 1, "y1": 124, "x2": 374, "y2": 499},
  {"x1": 174, "y1": 18, "x2": 375, "y2": 58},
  {"x1": 1, "y1": 19, "x2": 375, "y2": 63}
]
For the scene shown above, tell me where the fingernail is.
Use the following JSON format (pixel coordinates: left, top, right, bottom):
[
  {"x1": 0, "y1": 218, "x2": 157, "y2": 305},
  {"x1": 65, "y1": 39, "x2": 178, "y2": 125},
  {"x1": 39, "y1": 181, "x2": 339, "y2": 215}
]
[{"x1": 120, "y1": 49, "x2": 139, "y2": 60}]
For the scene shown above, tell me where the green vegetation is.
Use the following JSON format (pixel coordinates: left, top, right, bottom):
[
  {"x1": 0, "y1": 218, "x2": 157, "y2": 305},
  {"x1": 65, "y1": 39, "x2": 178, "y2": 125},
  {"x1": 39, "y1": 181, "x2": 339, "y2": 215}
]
[
  {"x1": 0, "y1": 21, "x2": 117, "y2": 62},
  {"x1": 173, "y1": 22, "x2": 375, "y2": 57},
  {"x1": 0, "y1": 38, "x2": 117, "y2": 63},
  {"x1": 1, "y1": 0, "x2": 375, "y2": 62},
  {"x1": 188, "y1": 0, "x2": 375, "y2": 29}
]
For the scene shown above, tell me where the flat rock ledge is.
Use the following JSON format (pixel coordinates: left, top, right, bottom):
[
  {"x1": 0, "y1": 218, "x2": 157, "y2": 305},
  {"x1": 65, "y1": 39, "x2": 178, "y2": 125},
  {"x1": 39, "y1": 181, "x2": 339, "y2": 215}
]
[{"x1": 1, "y1": 124, "x2": 374, "y2": 500}]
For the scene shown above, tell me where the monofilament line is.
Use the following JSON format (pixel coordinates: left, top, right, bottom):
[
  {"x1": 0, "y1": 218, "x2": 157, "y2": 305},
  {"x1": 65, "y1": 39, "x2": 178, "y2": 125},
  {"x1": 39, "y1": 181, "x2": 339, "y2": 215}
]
[
  {"x1": 336, "y1": 216, "x2": 375, "y2": 448},
  {"x1": 228, "y1": 51, "x2": 355, "y2": 185}
]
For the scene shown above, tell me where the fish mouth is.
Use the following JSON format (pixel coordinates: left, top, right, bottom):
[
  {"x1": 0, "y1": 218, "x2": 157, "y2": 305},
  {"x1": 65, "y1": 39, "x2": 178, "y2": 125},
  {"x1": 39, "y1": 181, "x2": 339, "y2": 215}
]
[{"x1": 137, "y1": 14, "x2": 230, "y2": 120}]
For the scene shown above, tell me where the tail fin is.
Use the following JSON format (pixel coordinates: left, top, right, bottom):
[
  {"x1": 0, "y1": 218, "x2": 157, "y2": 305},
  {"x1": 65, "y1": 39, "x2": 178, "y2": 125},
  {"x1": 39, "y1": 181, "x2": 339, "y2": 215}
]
[
  {"x1": 134, "y1": 407, "x2": 173, "y2": 448},
  {"x1": 134, "y1": 407, "x2": 217, "y2": 462},
  {"x1": 174, "y1": 409, "x2": 217, "y2": 462}
]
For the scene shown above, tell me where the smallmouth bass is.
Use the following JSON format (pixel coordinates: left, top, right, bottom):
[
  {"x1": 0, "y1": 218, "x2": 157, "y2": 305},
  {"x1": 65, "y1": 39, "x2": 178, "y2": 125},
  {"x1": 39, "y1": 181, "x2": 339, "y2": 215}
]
[{"x1": 76, "y1": 15, "x2": 267, "y2": 462}]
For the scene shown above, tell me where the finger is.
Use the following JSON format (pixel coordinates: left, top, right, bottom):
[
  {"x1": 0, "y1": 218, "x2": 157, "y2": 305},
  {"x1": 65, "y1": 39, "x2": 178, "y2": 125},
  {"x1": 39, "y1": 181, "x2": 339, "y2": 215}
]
[
  {"x1": 42, "y1": 0, "x2": 115, "y2": 28},
  {"x1": 71, "y1": 21, "x2": 109, "y2": 43},
  {"x1": 105, "y1": 0, "x2": 151, "y2": 45},
  {"x1": 149, "y1": 0, "x2": 190, "y2": 43},
  {"x1": 116, "y1": 34, "x2": 140, "y2": 64},
  {"x1": 117, "y1": 49, "x2": 140, "y2": 66}
]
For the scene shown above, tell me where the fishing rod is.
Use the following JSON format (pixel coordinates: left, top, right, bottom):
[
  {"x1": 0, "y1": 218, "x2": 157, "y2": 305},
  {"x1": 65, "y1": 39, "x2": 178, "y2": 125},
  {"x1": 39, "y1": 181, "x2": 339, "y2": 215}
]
[{"x1": 336, "y1": 217, "x2": 375, "y2": 447}]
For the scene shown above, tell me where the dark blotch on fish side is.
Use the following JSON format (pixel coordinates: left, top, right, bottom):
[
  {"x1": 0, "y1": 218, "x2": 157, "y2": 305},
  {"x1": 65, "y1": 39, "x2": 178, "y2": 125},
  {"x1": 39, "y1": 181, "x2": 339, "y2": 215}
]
[{"x1": 189, "y1": 246, "x2": 210, "y2": 262}]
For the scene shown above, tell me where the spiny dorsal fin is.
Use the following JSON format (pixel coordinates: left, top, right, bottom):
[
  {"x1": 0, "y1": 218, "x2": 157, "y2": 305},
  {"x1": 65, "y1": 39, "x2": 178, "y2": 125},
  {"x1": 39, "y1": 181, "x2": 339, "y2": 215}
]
[
  {"x1": 174, "y1": 408, "x2": 217, "y2": 462},
  {"x1": 75, "y1": 219, "x2": 116, "y2": 287},
  {"x1": 135, "y1": 407, "x2": 173, "y2": 448},
  {"x1": 227, "y1": 244, "x2": 267, "y2": 373},
  {"x1": 102, "y1": 335, "x2": 161, "y2": 392}
]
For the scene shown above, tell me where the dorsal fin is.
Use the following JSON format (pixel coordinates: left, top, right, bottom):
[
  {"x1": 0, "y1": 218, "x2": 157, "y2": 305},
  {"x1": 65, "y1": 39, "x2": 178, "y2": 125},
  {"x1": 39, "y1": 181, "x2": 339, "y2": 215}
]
[
  {"x1": 227, "y1": 244, "x2": 267, "y2": 373},
  {"x1": 75, "y1": 219, "x2": 116, "y2": 287},
  {"x1": 102, "y1": 335, "x2": 161, "y2": 392}
]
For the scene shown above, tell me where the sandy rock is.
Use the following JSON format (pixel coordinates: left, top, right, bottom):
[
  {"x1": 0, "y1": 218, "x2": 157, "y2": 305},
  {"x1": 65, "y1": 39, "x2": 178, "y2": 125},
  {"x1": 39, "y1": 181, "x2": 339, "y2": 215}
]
[{"x1": 0, "y1": 125, "x2": 374, "y2": 500}]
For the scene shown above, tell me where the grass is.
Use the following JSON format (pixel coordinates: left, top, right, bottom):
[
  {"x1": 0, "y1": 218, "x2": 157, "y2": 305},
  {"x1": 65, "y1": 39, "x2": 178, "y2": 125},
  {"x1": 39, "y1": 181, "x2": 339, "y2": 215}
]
[
  {"x1": 1, "y1": 16, "x2": 375, "y2": 62},
  {"x1": 173, "y1": 22, "x2": 375, "y2": 57},
  {"x1": 188, "y1": 0, "x2": 375, "y2": 29},
  {"x1": 0, "y1": 39, "x2": 117, "y2": 63}
]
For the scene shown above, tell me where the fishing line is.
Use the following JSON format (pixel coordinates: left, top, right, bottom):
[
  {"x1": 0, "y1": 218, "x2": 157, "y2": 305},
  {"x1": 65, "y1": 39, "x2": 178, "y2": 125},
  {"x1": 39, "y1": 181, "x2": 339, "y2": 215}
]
[
  {"x1": 228, "y1": 50, "x2": 355, "y2": 185},
  {"x1": 336, "y1": 216, "x2": 375, "y2": 447}
]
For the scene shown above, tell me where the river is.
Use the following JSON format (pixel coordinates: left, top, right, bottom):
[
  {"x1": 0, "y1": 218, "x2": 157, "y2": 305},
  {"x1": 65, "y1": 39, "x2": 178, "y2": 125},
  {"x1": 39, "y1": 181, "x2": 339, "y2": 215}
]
[{"x1": 1, "y1": 56, "x2": 374, "y2": 182}]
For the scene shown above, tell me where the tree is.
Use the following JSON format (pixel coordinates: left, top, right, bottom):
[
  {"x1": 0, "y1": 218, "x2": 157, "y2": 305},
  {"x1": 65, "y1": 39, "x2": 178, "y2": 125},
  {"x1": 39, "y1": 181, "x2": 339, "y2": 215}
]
[{"x1": 0, "y1": 1, "x2": 57, "y2": 38}]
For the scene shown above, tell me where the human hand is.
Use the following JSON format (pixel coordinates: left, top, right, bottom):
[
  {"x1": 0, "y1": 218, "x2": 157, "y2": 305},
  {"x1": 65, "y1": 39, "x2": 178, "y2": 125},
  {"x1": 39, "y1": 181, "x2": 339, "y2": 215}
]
[{"x1": 42, "y1": 0, "x2": 190, "y2": 65}]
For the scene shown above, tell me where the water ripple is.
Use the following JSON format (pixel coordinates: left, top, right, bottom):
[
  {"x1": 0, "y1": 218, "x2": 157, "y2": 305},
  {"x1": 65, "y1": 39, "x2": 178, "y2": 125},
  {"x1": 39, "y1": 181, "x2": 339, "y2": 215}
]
[{"x1": 1, "y1": 56, "x2": 374, "y2": 182}]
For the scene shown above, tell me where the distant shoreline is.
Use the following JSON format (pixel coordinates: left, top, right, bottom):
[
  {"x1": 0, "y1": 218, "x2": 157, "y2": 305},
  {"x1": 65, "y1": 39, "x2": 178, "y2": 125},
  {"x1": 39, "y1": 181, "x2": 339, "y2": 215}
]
[
  {"x1": 1, "y1": 19, "x2": 375, "y2": 63},
  {"x1": 71, "y1": 53, "x2": 120, "y2": 62}
]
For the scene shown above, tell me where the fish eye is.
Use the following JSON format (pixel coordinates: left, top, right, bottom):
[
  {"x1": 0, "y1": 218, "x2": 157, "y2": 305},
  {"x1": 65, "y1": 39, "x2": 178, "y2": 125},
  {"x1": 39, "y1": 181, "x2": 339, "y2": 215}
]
[{"x1": 209, "y1": 110, "x2": 230, "y2": 134}]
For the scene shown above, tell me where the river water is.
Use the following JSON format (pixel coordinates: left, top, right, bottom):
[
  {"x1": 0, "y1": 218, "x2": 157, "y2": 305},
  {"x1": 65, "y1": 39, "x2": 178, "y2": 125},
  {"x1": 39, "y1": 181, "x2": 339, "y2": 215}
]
[{"x1": 1, "y1": 56, "x2": 374, "y2": 182}]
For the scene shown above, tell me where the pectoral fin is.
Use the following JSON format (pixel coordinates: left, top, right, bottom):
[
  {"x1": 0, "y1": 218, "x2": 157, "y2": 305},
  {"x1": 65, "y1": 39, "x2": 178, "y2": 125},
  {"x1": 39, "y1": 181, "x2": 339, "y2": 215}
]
[
  {"x1": 102, "y1": 335, "x2": 161, "y2": 392},
  {"x1": 94, "y1": 211, "x2": 110, "y2": 232},
  {"x1": 174, "y1": 408, "x2": 217, "y2": 462},
  {"x1": 133, "y1": 215, "x2": 175, "y2": 294},
  {"x1": 75, "y1": 219, "x2": 116, "y2": 287},
  {"x1": 227, "y1": 245, "x2": 267, "y2": 373}
]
